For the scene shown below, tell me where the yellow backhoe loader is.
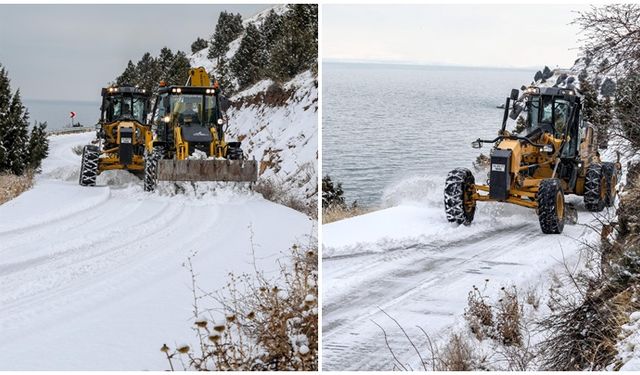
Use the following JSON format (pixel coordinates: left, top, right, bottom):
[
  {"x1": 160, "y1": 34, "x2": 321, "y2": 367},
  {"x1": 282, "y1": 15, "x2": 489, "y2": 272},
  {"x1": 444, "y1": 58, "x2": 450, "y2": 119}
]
[
  {"x1": 142, "y1": 67, "x2": 257, "y2": 191},
  {"x1": 79, "y1": 86, "x2": 151, "y2": 186},
  {"x1": 444, "y1": 86, "x2": 621, "y2": 234}
]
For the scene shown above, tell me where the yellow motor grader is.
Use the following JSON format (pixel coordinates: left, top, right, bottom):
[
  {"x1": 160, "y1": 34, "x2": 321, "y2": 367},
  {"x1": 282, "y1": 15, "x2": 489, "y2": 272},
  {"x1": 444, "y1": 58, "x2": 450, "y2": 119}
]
[
  {"x1": 79, "y1": 85, "x2": 151, "y2": 186},
  {"x1": 142, "y1": 67, "x2": 258, "y2": 191},
  {"x1": 444, "y1": 86, "x2": 621, "y2": 234}
]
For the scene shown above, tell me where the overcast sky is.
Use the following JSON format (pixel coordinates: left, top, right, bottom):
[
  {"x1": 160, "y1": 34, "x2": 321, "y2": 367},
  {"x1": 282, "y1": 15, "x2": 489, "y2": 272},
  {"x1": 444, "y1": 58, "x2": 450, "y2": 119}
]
[
  {"x1": 324, "y1": 4, "x2": 590, "y2": 69},
  {"x1": 0, "y1": 4, "x2": 270, "y2": 102}
]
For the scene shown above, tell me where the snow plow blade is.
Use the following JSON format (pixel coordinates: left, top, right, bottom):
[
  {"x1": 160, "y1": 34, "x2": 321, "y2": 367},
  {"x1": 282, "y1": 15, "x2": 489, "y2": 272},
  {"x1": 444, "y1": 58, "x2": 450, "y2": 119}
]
[{"x1": 157, "y1": 159, "x2": 258, "y2": 182}]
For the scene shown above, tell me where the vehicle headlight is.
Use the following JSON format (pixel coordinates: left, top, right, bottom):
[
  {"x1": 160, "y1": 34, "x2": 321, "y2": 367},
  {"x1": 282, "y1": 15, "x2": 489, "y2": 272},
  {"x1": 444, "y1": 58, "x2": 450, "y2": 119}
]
[
  {"x1": 541, "y1": 145, "x2": 553, "y2": 153},
  {"x1": 217, "y1": 119, "x2": 224, "y2": 125},
  {"x1": 163, "y1": 115, "x2": 171, "y2": 123}
]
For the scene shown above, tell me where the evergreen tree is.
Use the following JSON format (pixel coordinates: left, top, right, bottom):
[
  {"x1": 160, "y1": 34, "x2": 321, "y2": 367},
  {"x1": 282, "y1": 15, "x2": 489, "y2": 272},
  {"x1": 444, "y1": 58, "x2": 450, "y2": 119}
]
[
  {"x1": 615, "y1": 71, "x2": 640, "y2": 150},
  {"x1": 135, "y1": 52, "x2": 158, "y2": 92},
  {"x1": 116, "y1": 60, "x2": 138, "y2": 86},
  {"x1": 0, "y1": 65, "x2": 11, "y2": 170},
  {"x1": 28, "y1": 121, "x2": 49, "y2": 171},
  {"x1": 230, "y1": 24, "x2": 267, "y2": 88},
  {"x1": 578, "y1": 72, "x2": 599, "y2": 123},
  {"x1": 191, "y1": 37, "x2": 209, "y2": 53},
  {"x1": 3, "y1": 90, "x2": 30, "y2": 175},
  {"x1": 215, "y1": 55, "x2": 234, "y2": 95},
  {"x1": 208, "y1": 11, "x2": 244, "y2": 61},
  {"x1": 268, "y1": 4, "x2": 318, "y2": 80},
  {"x1": 166, "y1": 51, "x2": 191, "y2": 86},
  {"x1": 322, "y1": 175, "x2": 345, "y2": 209},
  {"x1": 157, "y1": 47, "x2": 175, "y2": 81},
  {"x1": 261, "y1": 10, "x2": 284, "y2": 48}
]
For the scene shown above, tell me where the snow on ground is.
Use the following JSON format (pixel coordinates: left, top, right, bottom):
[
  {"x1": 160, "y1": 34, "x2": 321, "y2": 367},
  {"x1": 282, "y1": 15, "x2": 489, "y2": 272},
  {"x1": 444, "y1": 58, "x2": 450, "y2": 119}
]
[
  {"x1": 322, "y1": 174, "x2": 604, "y2": 370},
  {"x1": 0, "y1": 132, "x2": 314, "y2": 370},
  {"x1": 614, "y1": 312, "x2": 640, "y2": 370},
  {"x1": 227, "y1": 71, "x2": 318, "y2": 200}
]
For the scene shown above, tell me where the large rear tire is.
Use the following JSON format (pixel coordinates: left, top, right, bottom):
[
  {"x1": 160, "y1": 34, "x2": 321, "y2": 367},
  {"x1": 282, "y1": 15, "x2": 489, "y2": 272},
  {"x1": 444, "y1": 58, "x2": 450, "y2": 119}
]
[
  {"x1": 601, "y1": 162, "x2": 618, "y2": 207},
  {"x1": 144, "y1": 146, "x2": 163, "y2": 192},
  {"x1": 444, "y1": 168, "x2": 476, "y2": 225},
  {"x1": 79, "y1": 145, "x2": 99, "y2": 186},
  {"x1": 537, "y1": 178, "x2": 565, "y2": 234},
  {"x1": 584, "y1": 163, "x2": 606, "y2": 212}
]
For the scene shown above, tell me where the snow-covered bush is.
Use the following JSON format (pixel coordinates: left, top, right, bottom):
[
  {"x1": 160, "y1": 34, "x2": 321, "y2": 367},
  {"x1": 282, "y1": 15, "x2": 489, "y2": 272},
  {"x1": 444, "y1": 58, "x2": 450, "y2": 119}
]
[{"x1": 162, "y1": 242, "x2": 318, "y2": 371}]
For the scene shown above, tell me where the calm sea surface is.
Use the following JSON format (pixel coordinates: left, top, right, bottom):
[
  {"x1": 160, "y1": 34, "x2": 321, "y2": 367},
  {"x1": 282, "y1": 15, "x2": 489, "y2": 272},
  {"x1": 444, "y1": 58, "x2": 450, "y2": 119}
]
[{"x1": 323, "y1": 62, "x2": 536, "y2": 207}]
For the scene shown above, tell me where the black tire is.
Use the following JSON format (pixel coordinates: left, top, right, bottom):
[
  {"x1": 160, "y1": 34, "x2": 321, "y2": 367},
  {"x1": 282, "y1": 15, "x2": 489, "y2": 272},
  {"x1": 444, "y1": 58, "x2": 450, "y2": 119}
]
[
  {"x1": 584, "y1": 163, "x2": 606, "y2": 212},
  {"x1": 444, "y1": 168, "x2": 476, "y2": 225},
  {"x1": 601, "y1": 162, "x2": 618, "y2": 207},
  {"x1": 79, "y1": 145, "x2": 99, "y2": 186},
  {"x1": 537, "y1": 178, "x2": 565, "y2": 234},
  {"x1": 144, "y1": 146, "x2": 163, "y2": 192}
]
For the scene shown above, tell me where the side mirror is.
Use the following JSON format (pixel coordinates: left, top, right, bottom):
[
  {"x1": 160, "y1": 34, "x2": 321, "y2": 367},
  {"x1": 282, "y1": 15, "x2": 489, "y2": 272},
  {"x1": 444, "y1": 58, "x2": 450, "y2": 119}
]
[
  {"x1": 510, "y1": 89, "x2": 519, "y2": 101},
  {"x1": 471, "y1": 139, "x2": 482, "y2": 149}
]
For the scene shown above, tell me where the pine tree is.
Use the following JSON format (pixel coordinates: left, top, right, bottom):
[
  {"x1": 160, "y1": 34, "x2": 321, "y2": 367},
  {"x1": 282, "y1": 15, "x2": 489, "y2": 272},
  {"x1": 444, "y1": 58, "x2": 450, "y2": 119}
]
[
  {"x1": 230, "y1": 24, "x2": 267, "y2": 88},
  {"x1": 191, "y1": 37, "x2": 209, "y2": 53},
  {"x1": 215, "y1": 55, "x2": 234, "y2": 95},
  {"x1": 116, "y1": 60, "x2": 138, "y2": 87},
  {"x1": 322, "y1": 175, "x2": 345, "y2": 209},
  {"x1": 261, "y1": 10, "x2": 284, "y2": 48},
  {"x1": 166, "y1": 51, "x2": 191, "y2": 86},
  {"x1": 208, "y1": 11, "x2": 244, "y2": 61},
  {"x1": 268, "y1": 4, "x2": 318, "y2": 80},
  {"x1": 28, "y1": 121, "x2": 49, "y2": 171},
  {"x1": 3, "y1": 90, "x2": 30, "y2": 175},
  {"x1": 0, "y1": 65, "x2": 11, "y2": 170},
  {"x1": 157, "y1": 47, "x2": 175, "y2": 82},
  {"x1": 135, "y1": 52, "x2": 158, "y2": 92},
  {"x1": 579, "y1": 72, "x2": 599, "y2": 123}
]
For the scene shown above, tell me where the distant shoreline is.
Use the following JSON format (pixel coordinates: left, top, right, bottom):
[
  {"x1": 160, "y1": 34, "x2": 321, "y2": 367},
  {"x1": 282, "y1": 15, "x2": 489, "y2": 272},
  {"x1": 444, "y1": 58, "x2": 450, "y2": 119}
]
[{"x1": 323, "y1": 60, "x2": 539, "y2": 72}]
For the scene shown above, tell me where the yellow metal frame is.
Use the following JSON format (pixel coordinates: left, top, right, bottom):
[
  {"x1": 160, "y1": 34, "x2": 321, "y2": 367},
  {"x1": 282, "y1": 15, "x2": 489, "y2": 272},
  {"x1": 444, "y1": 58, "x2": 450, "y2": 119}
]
[{"x1": 98, "y1": 120, "x2": 148, "y2": 173}]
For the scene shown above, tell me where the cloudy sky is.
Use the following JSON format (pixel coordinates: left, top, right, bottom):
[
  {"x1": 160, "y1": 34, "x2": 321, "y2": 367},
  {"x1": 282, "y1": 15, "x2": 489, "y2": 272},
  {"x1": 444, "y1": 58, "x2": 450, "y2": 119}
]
[
  {"x1": 324, "y1": 4, "x2": 590, "y2": 69},
  {"x1": 0, "y1": 4, "x2": 270, "y2": 102}
]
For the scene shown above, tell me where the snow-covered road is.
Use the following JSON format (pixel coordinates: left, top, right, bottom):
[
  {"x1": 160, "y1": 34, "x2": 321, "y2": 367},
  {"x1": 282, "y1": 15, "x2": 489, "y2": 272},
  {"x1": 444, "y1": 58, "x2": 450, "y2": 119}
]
[
  {"x1": 322, "y1": 180, "x2": 602, "y2": 370},
  {"x1": 0, "y1": 132, "x2": 314, "y2": 370}
]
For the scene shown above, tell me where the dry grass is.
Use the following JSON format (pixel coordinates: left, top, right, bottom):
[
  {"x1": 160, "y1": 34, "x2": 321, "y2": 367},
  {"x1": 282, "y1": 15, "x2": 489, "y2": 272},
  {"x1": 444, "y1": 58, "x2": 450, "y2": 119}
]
[
  {"x1": 495, "y1": 286, "x2": 523, "y2": 347},
  {"x1": 464, "y1": 281, "x2": 494, "y2": 341},
  {"x1": 0, "y1": 171, "x2": 34, "y2": 205},
  {"x1": 322, "y1": 204, "x2": 371, "y2": 224},
  {"x1": 438, "y1": 333, "x2": 477, "y2": 371},
  {"x1": 163, "y1": 242, "x2": 318, "y2": 371},
  {"x1": 254, "y1": 178, "x2": 317, "y2": 219}
]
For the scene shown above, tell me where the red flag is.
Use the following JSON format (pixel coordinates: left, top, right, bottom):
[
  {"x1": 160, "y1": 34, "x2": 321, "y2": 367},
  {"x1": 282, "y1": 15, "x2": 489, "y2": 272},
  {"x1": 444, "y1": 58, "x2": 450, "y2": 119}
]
[{"x1": 70, "y1": 111, "x2": 77, "y2": 119}]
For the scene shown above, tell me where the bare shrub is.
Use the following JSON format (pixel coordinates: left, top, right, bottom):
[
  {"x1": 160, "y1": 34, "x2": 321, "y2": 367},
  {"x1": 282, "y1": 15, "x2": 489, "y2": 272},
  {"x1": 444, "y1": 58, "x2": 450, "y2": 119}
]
[
  {"x1": 0, "y1": 171, "x2": 34, "y2": 205},
  {"x1": 162, "y1": 241, "x2": 318, "y2": 371},
  {"x1": 495, "y1": 286, "x2": 522, "y2": 347},
  {"x1": 525, "y1": 287, "x2": 540, "y2": 310},
  {"x1": 464, "y1": 281, "x2": 494, "y2": 341},
  {"x1": 438, "y1": 333, "x2": 477, "y2": 371},
  {"x1": 254, "y1": 178, "x2": 316, "y2": 218}
]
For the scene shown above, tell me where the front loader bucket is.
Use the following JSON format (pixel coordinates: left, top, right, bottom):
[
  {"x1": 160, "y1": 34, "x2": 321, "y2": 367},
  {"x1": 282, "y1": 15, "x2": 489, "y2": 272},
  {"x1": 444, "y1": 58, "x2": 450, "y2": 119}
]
[{"x1": 157, "y1": 159, "x2": 258, "y2": 182}]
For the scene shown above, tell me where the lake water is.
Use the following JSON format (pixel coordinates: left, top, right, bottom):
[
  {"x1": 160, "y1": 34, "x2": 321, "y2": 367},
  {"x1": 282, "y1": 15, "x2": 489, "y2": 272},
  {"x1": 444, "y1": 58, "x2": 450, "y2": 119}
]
[
  {"x1": 322, "y1": 62, "x2": 535, "y2": 208},
  {"x1": 23, "y1": 99, "x2": 101, "y2": 131}
]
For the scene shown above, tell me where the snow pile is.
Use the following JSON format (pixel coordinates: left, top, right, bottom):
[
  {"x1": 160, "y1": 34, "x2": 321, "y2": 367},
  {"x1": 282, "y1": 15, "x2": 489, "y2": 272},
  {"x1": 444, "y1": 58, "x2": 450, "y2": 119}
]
[{"x1": 615, "y1": 312, "x2": 640, "y2": 370}]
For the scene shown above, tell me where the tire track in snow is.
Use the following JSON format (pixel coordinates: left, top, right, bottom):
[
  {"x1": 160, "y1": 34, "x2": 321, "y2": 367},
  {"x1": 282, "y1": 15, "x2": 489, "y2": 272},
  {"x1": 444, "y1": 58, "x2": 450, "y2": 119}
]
[{"x1": 322, "y1": 220, "x2": 592, "y2": 370}]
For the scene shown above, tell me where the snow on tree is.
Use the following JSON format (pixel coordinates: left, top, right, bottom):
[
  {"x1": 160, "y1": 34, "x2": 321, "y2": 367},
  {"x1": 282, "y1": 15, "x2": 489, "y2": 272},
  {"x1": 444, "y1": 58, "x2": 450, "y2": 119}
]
[
  {"x1": 3, "y1": 90, "x2": 30, "y2": 175},
  {"x1": 268, "y1": 4, "x2": 318, "y2": 80},
  {"x1": 322, "y1": 175, "x2": 345, "y2": 209},
  {"x1": 260, "y1": 9, "x2": 284, "y2": 50},
  {"x1": 28, "y1": 121, "x2": 49, "y2": 171},
  {"x1": 230, "y1": 23, "x2": 267, "y2": 89},
  {"x1": 215, "y1": 55, "x2": 234, "y2": 96},
  {"x1": 190, "y1": 37, "x2": 208, "y2": 53},
  {"x1": 208, "y1": 11, "x2": 244, "y2": 61},
  {"x1": 116, "y1": 60, "x2": 138, "y2": 87}
]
